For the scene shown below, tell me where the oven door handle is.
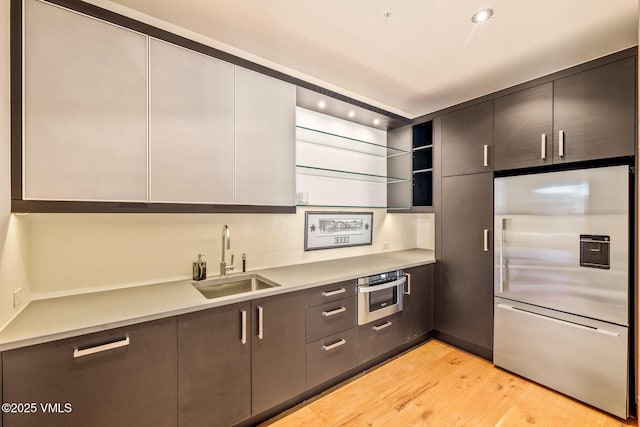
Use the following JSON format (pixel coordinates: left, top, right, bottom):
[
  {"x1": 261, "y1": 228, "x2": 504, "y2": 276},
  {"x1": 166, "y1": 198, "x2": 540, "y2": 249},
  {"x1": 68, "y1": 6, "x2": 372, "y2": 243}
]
[{"x1": 358, "y1": 277, "x2": 406, "y2": 294}]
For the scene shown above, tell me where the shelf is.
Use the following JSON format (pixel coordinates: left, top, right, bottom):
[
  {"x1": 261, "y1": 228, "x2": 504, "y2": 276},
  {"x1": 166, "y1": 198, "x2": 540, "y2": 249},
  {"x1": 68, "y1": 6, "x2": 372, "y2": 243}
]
[
  {"x1": 413, "y1": 168, "x2": 433, "y2": 174},
  {"x1": 296, "y1": 165, "x2": 408, "y2": 184},
  {"x1": 296, "y1": 204, "x2": 388, "y2": 208},
  {"x1": 296, "y1": 126, "x2": 409, "y2": 158},
  {"x1": 413, "y1": 144, "x2": 433, "y2": 152}
]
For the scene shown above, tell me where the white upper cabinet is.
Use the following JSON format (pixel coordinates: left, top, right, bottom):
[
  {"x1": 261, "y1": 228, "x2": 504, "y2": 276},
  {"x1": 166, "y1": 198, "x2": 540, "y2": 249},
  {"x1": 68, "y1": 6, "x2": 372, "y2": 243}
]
[
  {"x1": 149, "y1": 39, "x2": 234, "y2": 204},
  {"x1": 234, "y1": 67, "x2": 296, "y2": 206},
  {"x1": 20, "y1": 1, "x2": 296, "y2": 209},
  {"x1": 23, "y1": 0, "x2": 148, "y2": 202}
]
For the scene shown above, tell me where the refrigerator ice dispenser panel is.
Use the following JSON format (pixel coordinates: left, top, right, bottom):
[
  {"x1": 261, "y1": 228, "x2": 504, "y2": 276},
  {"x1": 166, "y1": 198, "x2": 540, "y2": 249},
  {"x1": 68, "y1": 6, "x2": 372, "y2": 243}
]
[{"x1": 579, "y1": 235, "x2": 610, "y2": 269}]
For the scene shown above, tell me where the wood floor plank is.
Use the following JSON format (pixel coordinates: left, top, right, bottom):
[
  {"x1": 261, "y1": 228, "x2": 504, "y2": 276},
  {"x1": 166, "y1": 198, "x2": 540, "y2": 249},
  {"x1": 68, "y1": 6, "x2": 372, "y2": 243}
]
[
  {"x1": 307, "y1": 374, "x2": 400, "y2": 426},
  {"x1": 265, "y1": 406, "x2": 329, "y2": 427},
  {"x1": 380, "y1": 351, "x2": 497, "y2": 426},
  {"x1": 264, "y1": 340, "x2": 637, "y2": 427}
]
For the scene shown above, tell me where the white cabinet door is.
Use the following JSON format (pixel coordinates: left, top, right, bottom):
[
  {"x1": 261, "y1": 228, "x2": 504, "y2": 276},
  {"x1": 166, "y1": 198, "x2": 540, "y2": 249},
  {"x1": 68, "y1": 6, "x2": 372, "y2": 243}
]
[
  {"x1": 234, "y1": 67, "x2": 295, "y2": 206},
  {"x1": 23, "y1": 0, "x2": 148, "y2": 201},
  {"x1": 149, "y1": 39, "x2": 234, "y2": 204}
]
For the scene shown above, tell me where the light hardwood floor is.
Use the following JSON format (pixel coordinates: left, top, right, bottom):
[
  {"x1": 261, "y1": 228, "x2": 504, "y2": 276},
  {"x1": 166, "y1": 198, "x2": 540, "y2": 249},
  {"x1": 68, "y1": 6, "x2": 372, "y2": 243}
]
[{"x1": 263, "y1": 340, "x2": 637, "y2": 427}]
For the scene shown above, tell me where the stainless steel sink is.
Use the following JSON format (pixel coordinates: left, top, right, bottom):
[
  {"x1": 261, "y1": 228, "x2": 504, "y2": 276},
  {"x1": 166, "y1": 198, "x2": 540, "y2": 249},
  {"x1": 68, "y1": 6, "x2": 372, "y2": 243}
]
[{"x1": 192, "y1": 274, "x2": 280, "y2": 299}]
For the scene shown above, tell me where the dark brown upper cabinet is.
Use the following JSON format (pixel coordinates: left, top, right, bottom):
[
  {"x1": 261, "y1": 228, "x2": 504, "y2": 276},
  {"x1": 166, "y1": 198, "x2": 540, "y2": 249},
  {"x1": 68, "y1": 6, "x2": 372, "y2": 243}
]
[
  {"x1": 441, "y1": 100, "x2": 494, "y2": 177},
  {"x1": 553, "y1": 57, "x2": 636, "y2": 164},
  {"x1": 493, "y1": 83, "x2": 553, "y2": 170}
]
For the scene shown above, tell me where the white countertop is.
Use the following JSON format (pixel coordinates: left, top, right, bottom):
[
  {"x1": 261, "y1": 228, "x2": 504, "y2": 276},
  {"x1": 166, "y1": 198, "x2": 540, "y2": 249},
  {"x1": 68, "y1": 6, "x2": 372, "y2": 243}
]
[{"x1": 0, "y1": 249, "x2": 434, "y2": 351}]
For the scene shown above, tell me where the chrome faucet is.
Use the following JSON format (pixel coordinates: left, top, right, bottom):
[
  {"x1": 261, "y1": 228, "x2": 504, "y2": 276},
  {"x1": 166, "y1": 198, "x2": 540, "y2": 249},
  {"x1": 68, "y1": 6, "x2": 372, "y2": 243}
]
[{"x1": 220, "y1": 225, "x2": 234, "y2": 275}]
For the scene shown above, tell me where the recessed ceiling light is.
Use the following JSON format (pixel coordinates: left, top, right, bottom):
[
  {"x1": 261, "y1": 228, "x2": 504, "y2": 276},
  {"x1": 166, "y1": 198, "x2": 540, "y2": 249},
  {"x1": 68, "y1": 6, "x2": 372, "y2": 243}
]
[
  {"x1": 471, "y1": 8, "x2": 493, "y2": 24},
  {"x1": 373, "y1": 118, "x2": 380, "y2": 125},
  {"x1": 348, "y1": 111, "x2": 355, "y2": 118},
  {"x1": 318, "y1": 100, "x2": 326, "y2": 109}
]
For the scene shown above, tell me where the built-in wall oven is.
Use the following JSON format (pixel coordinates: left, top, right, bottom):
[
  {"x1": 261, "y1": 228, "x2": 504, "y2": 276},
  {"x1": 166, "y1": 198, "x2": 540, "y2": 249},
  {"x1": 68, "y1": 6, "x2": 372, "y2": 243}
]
[{"x1": 357, "y1": 270, "x2": 405, "y2": 325}]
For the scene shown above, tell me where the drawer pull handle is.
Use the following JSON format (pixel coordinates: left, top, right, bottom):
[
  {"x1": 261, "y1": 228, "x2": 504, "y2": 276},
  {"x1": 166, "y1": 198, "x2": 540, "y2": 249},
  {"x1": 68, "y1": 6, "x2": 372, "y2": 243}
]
[
  {"x1": 322, "y1": 306, "x2": 346, "y2": 317},
  {"x1": 322, "y1": 288, "x2": 346, "y2": 297},
  {"x1": 372, "y1": 321, "x2": 393, "y2": 331},
  {"x1": 73, "y1": 336, "x2": 130, "y2": 358},
  {"x1": 322, "y1": 338, "x2": 346, "y2": 351},
  {"x1": 496, "y1": 303, "x2": 619, "y2": 337}
]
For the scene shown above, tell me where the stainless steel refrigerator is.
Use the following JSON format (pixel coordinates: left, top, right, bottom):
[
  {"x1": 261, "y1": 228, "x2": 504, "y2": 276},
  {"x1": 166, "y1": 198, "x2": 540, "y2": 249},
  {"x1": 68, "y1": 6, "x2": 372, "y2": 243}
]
[{"x1": 493, "y1": 165, "x2": 630, "y2": 418}]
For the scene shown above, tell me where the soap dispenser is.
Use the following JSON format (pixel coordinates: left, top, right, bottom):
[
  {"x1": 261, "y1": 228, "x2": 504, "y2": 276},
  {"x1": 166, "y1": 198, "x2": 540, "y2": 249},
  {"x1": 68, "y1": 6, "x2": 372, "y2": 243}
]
[{"x1": 193, "y1": 254, "x2": 207, "y2": 281}]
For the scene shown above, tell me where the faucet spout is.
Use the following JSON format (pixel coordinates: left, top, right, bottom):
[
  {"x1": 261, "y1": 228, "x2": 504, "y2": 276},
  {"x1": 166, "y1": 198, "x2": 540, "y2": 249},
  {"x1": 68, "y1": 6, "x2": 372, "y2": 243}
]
[{"x1": 221, "y1": 225, "x2": 234, "y2": 275}]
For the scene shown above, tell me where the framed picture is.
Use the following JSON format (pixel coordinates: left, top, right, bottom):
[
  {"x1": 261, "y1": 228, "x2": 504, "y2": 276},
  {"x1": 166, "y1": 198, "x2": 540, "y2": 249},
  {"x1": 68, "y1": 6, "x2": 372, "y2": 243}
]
[{"x1": 304, "y1": 211, "x2": 373, "y2": 251}]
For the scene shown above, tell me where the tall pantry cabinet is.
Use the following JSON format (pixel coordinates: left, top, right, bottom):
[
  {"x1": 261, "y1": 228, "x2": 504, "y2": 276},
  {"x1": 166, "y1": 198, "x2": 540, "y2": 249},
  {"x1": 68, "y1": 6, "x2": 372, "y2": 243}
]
[{"x1": 436, "y1": 100, "x2": 494, "y2": 360}]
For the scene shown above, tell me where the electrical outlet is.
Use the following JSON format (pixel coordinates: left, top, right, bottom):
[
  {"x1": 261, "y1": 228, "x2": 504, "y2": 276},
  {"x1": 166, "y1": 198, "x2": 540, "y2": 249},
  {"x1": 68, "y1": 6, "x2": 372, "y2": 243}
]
[
  {"x1": 382, "y1": 242, "x2": 390, "y2": 250},
  {"x1": 13, "y1": 288, "x2": 23, "y2": 308}
]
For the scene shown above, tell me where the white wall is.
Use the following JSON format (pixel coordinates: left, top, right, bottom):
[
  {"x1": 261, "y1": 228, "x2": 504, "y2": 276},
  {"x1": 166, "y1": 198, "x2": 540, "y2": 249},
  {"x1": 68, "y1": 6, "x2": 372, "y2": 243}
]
[
  {"x1": 0, "y1": 0, "x2": 435, "y2": 310},
  {"x1": 0, "y1": 0, "x2": 32, "y2": 328},
  {"x1": 28, "y1": 209, "x2": 433, "y2": 298}
]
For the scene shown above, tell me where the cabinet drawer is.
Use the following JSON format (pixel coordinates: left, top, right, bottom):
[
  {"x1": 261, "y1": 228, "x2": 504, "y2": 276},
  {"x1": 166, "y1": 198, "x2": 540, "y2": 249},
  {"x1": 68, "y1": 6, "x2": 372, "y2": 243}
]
[
  {"x1": 357, "y1": 314, "x2": 403, "y2": 365},
  {"x1": 306, "y1": 280, "x2": 356, "y2": 307},
  {"x1": 2, "y1": 317, "x2": 177, "y2": 427},
  {"x1": 494, "y1": 299, "x2": 628, "y2": 418},
  {"x1": 306, "y1": 327, "x2": 357, "y2": 389},
  {"x1": 306, "y1": 297, "x2": 356, "y2": 343}
]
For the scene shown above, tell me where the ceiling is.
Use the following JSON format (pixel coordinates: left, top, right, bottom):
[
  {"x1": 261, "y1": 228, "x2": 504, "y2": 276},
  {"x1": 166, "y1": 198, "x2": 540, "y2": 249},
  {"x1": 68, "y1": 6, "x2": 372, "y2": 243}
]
[{"x1": 101, "y1": 0, "x2": 638, "y2": 119}]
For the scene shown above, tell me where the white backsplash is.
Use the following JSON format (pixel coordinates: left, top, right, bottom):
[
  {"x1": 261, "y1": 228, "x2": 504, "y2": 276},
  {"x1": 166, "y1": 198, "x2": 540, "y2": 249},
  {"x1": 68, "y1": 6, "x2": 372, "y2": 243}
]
[{"x1": 26, "y1": 208, "x2": 434, "y2": 298}]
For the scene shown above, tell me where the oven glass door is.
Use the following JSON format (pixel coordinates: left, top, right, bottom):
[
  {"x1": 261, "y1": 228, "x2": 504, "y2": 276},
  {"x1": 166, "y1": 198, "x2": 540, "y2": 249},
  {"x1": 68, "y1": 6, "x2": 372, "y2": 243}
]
[{"x1": 369, "y1": 286, "x2": 398, "y2": 312}]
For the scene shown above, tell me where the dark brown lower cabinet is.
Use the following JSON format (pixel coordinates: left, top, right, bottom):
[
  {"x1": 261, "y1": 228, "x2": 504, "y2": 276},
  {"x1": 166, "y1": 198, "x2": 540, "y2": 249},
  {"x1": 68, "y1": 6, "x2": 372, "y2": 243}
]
[
  {"x1": 251, "y1": 291, "x2": 306, "y2": 415},
  {"x1": 356, "y1": 313, "x2": 404, "y2": 365},
  {"x1": 403, "y1": 264, "x2": 434, "y2": 342},
  {"x1": 177, "y1": 302, "x2": 251, "y2": 427},
  {"x1": 2, "y1": 317, "x2": 177, "y2": 427},
  {"x1": 306, "y1": 297, "x2": 356, "y2": 343},
  {"x1": 306, "y1": 327, "x2": 357, "y2": 389},
  {"x1": 437, "y1": 172, "x2": 493, "y2": 359}
]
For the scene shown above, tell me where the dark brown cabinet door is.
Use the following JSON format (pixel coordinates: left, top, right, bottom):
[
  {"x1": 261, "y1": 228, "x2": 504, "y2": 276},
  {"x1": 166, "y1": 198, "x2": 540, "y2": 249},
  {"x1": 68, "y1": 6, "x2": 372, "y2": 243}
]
[
  {"x1": 438, "y1": 172, "x2": 493, "y2": 358},
  {"x1": 2, "y1": 317, "x2": 177, "y2": 427},
  {"x1": 441, "y1": 100, "x2": 493, "y2": 177},
  {"x1": 177, "y1": 303, "x2": 251, "y2": 427},
  {"x1": 306, "y1": 327, "x2": 357, "y2": 390},
  {"x1": 493, "y1": 83, "x2": 553, "y2": 170},
  {"x1": 356, "y1": 313, "x2": 404, "y2": 365},
  {"x1": 251, "y1": 291, "x2": 306, "y2": 415},
  {"x1": 554, "y1": 57, "x2": 636, "y2": 163},
  {"x1": 402, "y1": 264, "x2": 434, "y2": 341}
]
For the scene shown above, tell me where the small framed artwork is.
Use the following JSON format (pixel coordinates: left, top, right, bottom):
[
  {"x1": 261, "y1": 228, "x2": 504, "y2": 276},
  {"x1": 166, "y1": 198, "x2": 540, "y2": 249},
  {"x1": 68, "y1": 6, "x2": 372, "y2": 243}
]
[{"x1": 304, "y1": 211, "x2": 373, "y2": 251}]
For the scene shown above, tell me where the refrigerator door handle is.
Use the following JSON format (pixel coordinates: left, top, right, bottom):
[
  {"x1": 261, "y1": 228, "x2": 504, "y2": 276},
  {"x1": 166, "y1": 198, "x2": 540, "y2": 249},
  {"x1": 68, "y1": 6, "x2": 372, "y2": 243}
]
[
  {"x1": 496, "y1": 303, "x2": 620, "y2": 337},
  {"x1": 499, "y1": 218, "x2": 506, "y2": 293}
]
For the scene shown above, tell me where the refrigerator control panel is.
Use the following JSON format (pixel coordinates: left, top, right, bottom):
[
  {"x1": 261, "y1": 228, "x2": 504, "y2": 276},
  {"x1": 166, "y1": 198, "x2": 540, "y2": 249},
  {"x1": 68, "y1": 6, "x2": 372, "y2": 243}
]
[{"x1": 579, "y1": 235, "x2": 610, "y2": 269}]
